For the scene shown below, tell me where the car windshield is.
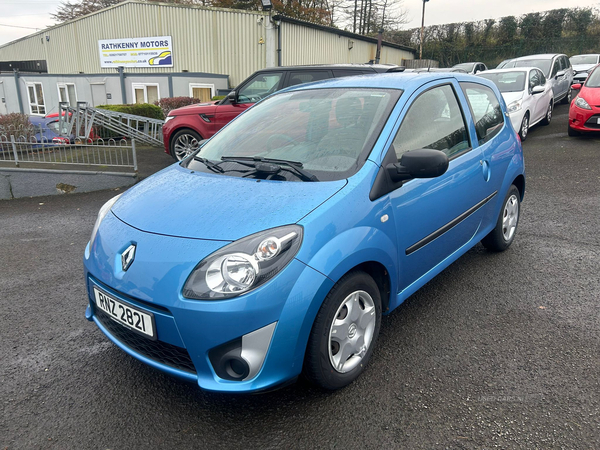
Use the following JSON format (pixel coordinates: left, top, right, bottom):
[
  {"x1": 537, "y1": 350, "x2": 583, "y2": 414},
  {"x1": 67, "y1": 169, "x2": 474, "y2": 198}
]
[
  {"x1": 187, "y1": 88, "x2": 400, "y2": 181},
  {"x1": 570, "y1": 55, "x2": 599, "y2": 65},
  {"x1": 507, "y1": 59, "x2": 552, "y2": 77},
  {"x1": 585, "y1": 66, "x2": 600, "y2": 87},
  {"x1": 478, "y1": 72, "x2": 526, "y2": 93},
  {"x1": 454, "y1": 63, "x2": 475, "y2": 72}
]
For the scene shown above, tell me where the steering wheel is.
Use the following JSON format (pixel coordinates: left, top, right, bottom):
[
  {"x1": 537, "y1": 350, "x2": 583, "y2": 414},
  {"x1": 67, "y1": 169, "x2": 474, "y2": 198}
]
[{"x1": 266, "y1": 134, "x2": 296, "y2": 151}]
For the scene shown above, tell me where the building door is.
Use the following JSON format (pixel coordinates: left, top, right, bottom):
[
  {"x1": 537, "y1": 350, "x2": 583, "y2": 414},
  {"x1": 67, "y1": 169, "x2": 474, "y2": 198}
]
[{"x1": 91, "y1": 83, "x2": 106, "y2": 106}]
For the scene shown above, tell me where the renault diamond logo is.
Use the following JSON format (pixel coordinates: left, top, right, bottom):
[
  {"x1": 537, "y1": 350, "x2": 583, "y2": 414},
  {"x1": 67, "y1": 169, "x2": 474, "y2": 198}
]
[{"x1": 121, "y1": 244, "x2": 136, "y2": 271}]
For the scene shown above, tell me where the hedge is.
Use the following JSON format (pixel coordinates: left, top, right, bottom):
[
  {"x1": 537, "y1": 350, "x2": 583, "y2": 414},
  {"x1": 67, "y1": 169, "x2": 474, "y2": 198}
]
[
  {"x1": 96, "y1": 103, "x2": 164, "y2": 120},
  {"x1": 154, "y1": 97, "x2": 201, "y2": 116}
]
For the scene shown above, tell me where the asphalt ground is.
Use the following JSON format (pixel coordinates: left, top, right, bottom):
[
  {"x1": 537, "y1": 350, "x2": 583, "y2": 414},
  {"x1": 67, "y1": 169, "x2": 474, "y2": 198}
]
[{"x1": 1, "y1": 102, "x2": 599, "y2": 449}]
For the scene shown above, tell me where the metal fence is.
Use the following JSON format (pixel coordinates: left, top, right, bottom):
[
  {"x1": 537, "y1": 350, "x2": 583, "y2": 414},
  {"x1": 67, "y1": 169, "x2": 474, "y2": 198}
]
[{"x1": 0, "y1": 134, "x2": 137, "y2": 172}]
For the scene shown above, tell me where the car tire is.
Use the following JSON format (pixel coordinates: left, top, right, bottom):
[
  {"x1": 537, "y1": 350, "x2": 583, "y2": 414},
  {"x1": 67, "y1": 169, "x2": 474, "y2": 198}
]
[
  {"x1": 562, "y1": 88, "x2": 572, "y2": 105},
  {"x1": 567, "y1": 125, "x2": 580, "y2": 137},
  {"x1": 303, "y1": 271, "x2": 382, "y2": 390},
  {"x1": 170, "y1": 129, "x2": 203, "y2": 161},
  {"x1": 482, "y1": 185, "x2": 521, "y2": 252},
  {"x1": 519, "y1": 113, "x2": 529, "y2": 141},
  {"x1": 541, "y1": 102, "x2": 552, "y2": 126}
]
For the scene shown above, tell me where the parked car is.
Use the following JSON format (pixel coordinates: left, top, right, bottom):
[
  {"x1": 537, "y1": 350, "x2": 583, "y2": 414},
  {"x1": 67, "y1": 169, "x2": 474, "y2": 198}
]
[
  {"x1": 404, "y1": 67, "x2": 468, "y2": 73},
  {"x1": 569, "y1": 54, "x2": 600, "y2": 84},
  {"x1": 162, "y1": 64, "x2": 398, "y2": 160},
  {"x1": 84, "y1": 72, "x2": 525, "y2": 393},
  {"x1": 28, "y1": 116, "x2": 72, "y2": 144},
  {"x1": 453, "y1": 62, "x2": 488, "y2": 74},
  {"x1": 568, "y1": 64, "x2": 600, "y2": 136},
  {"x1": 502, "y1": 54, "x2": 574, "y2": 104},
  {"x1": 478, "y1": 68, "x2": 553, "y2": 141}
]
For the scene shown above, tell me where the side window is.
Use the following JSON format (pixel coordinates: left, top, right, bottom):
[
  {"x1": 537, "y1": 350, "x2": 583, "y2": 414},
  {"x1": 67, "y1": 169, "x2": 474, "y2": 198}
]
[
  {"x1": 333, "y1": 69, "x2": 367, "y2": 78},
  {"x1": 460, "y1": 82, "x2": 504, "y2": 145},
  {"x1": 550, "y1": 60, "x2": 559, "y2": 78},
  {"x1": 237, "y1": 72, "x2": 283, "y2": 104},
  {"x1": 538, "y1": 70, "x2": 546, "y2": 85},
  {"x1": 562, "y1": 56, "x2": 571, "y2": 70},
  {"x1": 287, "y1": 71, "x2": 332, "y2": 87},
  {"x1": 392, "y1": 84, "x2": 470, "y2": 160},
  {"x1": 529, "y1": 70, "x2": 541, "y2": 91}
]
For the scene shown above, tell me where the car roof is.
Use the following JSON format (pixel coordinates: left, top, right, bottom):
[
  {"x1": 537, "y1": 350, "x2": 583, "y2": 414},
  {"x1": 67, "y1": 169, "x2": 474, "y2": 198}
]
[
  {"x1": 481, "y1": 68, "x2": 534, "y2": 74},
  {"x1": 255, "y1": 63, "x2": 398, "y2": 73},
  {"x1": 512, "y1": 53, "x2": 564, "y2": 61},
  {"x1": 282, "y1": 71, "x2": 498, "y2": 93}
]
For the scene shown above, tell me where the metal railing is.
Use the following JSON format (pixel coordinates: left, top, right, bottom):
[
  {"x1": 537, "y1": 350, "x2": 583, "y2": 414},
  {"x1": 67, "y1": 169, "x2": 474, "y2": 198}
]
[
  {"x1": 0, "y1": 134, "x2": 137, "y2": 172},
  {"x1": 58, "y1": 102, "x2": 164, "y2": 147}
]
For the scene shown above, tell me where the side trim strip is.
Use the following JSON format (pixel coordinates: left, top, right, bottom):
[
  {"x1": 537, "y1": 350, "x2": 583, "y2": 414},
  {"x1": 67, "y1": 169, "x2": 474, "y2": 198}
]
[{"x1": 406, "y1": 191, "x2": 498, "y2": 255}]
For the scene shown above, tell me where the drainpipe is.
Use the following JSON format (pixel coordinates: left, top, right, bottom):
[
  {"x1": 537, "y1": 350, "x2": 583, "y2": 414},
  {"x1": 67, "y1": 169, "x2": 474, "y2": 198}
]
[
  {"x1": 13, "y1": 69, "x2": 24, "y2": 114},
  {"x1": 168, "y1": 74, "x2": 174, "y2": 97},
  {"x1": 375, "y1": 28, "x2": 383, "y2": 64},
  {"x1": 118, "y1": 66, "x2": 127, "y2": 103},
  {"x1": 277, "y1": 21, "x2": 282, "y2": 67}
]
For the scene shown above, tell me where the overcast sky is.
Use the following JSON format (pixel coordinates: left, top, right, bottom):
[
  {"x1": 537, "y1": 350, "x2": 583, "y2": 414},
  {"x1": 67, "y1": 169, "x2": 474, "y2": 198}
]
[{"x1": 1, "y1": 0, "x2": 599, "y2": 46}]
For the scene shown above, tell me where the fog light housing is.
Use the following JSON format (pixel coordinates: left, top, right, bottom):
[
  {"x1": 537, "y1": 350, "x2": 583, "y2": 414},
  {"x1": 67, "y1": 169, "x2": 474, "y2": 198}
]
[{"x1": 208, "y1": 322, "x2": 277, "y2": 381}]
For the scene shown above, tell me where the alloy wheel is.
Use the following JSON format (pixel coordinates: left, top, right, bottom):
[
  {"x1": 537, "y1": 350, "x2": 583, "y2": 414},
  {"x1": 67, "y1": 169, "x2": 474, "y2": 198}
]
[
  {"x1": 173, "y1": 133, "x2": 200, "y2": 160},
  {"x1": 502, "y1": 194, "x2": 519, "y2": 242},
  {"x1": 520, "y1": 115, "x2": 529, "y2": 140}
]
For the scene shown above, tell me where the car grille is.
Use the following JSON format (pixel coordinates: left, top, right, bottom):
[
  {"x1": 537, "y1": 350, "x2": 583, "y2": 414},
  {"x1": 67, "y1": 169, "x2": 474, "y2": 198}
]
[
  {"x1": 95, "y1": 308, "x2": 197, "y2": 374},
  {"x1": 584, "y1": 115, "x2": 600, "y2": 129}
]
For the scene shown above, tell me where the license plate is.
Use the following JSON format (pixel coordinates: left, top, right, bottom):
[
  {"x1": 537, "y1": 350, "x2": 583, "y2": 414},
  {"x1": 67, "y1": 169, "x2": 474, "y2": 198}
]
[{"x1": 93, "y1": 287, "x2": 156, "y2": 340}]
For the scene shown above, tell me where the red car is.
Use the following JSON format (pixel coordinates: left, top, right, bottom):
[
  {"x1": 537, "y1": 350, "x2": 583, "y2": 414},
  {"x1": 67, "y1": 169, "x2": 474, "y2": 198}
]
[
  {"x1": 162, "y1": 64, "x2": 399, "y2": 160},
  {"x1": 568, "y1": 63, "x2": 600, "y2": 136}
]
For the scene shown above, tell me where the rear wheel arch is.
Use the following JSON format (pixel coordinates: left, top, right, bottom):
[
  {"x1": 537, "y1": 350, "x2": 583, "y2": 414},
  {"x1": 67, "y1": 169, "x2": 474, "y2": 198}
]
[{"x1": 512, "y1": 174, "x2": 525, "y2": 201}]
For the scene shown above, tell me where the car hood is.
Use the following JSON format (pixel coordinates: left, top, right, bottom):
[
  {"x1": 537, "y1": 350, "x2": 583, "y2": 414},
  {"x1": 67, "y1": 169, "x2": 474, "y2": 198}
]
[
  {"x1": 572, "y1": 63, "x2": 596, "y2": 73},
  {"x1": 111, "y1": 164, "x2": 347, "y2": 241},
  {"x1": 502, "y1": 92, "x2": 524, "y2": 105},
  {"x1": 580, "y1": 86, "x2": 600, "y2": 106},
  {"x1": 169, "y1": 102, "x2": 219, "y2": 116}
]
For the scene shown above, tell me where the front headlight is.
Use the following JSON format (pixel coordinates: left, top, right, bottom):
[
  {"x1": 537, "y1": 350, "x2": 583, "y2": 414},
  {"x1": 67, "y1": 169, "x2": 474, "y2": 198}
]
[
  {"x1": 507, "y1": 100, "x2": 522, "y2": 114},
  {"x1": 575, "y1": 96, "x2": 592, "y2": 110},
  {"x1": 183, "y1": 225, "x2": 303, "y2": 300},
  {"x1": 90, "y1": 193, "x2": 123, "y2": 245},
  {"x1": 164, "y1": 116, "x2": 175, "y2": 123}
]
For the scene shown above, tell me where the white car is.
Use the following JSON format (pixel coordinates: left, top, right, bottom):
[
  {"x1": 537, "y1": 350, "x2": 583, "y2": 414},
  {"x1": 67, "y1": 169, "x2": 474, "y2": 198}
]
[
  {"x1": 453, "y1": 62, "x2": 488, "y2": 74},
  {"x1": 478, "y1": 68, "x2": 554, "y2": 141},
  {"x1": 569, "y1": 54, "x2": 600, "y2": 84}
]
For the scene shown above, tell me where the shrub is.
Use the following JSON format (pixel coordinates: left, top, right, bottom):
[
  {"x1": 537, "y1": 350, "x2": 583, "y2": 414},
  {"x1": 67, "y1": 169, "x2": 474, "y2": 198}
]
[
  {"x1": 212, "y1": 95, "x2": 226, "y2": 101},
  {"x1": 96, "y1": 104, "x2": 164, "y2": 120},
  {"x1": 155, "y1": 97, "x2": 202, "y2": 116},
  {"x1": 0, "y1": 113, "x2": 35, "y2": 136}
]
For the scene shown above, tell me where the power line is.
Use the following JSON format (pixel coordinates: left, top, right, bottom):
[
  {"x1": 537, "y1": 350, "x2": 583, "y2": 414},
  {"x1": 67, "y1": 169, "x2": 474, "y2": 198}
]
[{"x1": 0, "y1": 23, "x2": 42, "y2": 30}]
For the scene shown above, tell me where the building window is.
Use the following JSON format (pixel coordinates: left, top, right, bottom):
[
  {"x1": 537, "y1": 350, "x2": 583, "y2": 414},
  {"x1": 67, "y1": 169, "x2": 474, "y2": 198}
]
[
  {"x1": 189, "y1": 83, "x2": 215, "y2": 102},
  {"x1": 132, "y1": 83, "x2": 160, "y2": 104},
  {"x1": 57, "y1": 83, "x2": 77, "y2": 107},
  {"x1": 27, "y1": 82, "x2": 45, "y2": 115}
]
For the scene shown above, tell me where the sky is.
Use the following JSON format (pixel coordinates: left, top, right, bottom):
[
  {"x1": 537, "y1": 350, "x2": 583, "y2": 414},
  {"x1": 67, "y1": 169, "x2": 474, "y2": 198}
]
[{"x1": 1, "y1": 0, "x2": 600, "y2": 46}]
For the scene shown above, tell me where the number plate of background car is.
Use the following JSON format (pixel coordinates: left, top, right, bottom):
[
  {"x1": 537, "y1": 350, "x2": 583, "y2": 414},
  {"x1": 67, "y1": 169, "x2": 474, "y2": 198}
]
[{"x1": 93, "y1": 287, "x2": 156, "y2": 339}]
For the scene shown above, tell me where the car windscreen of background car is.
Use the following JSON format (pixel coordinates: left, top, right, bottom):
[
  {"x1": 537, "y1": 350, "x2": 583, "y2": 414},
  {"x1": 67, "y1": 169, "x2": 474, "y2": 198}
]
[
  {"x1": 570, "y1": 55, "x2": 599, "y2": 65},
  {"x1": 190, "y1": 88, "x2": 399, "y2": 181},
  {"x1": 478, "y1": 72, "x2": 526, "y2": 93},
  {"x1": 509, "y1": 60, "x2": 552, "y2": 77},
  {"x1": 585, "y1": 67, "x2": 600, "y2": 87},
  {"x1": 454, "y1": 63, "x2": 475, "y2": 72}
]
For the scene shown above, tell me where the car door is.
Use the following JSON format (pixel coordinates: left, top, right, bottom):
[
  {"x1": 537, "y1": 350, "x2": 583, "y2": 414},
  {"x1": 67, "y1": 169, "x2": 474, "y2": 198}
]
[
  {"x1": 386, "y1": 81, "x2": 491, "y2": 292},
  {"x1": 213, "y1": 71, "x2": 284, "y2": 133},
  {"x1": 528, "y1": 69, "x2": 546, "y2": 123}
]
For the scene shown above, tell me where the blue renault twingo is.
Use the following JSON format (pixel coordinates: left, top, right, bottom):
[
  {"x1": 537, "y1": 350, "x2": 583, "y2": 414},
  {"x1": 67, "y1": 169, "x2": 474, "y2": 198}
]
[{"x1": 84, "y1": 73, "x2": 524, "y2": 392}]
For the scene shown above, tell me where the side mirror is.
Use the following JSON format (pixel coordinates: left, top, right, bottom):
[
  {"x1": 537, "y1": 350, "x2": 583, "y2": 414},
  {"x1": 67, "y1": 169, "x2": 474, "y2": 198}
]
[
  {"x1": 227, "y1": 90, "x2": 237, "y2": 104},
  {"x1": 571, "y1": 83, "x2": 582, "y2": 90},
  {"x1": 386, "y1": 149, "x2": 449, "y2": 183},
  {"x1": 531, "y1": 85, "x2": 545, "y2": 95},
  {"x1": 555, "y1": 70, "x2": 565, "y2": 79}
]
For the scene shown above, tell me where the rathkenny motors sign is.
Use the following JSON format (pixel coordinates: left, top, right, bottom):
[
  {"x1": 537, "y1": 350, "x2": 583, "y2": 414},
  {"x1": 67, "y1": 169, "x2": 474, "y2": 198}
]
[{"x1": 98, "y1": 36, "x2": 173, "y2": 68}]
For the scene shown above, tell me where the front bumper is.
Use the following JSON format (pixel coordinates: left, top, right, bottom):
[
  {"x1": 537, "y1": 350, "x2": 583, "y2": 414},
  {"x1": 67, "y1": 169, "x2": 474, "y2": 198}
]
[
  {"x1": 83, "y1": 213, "x2": 334, "y2": 392},
  {"x1": 508, "y1": 110, "x2": 524, "y2": 134},
  {"x1": 569, "y1": 104, "x2": 600, "y2": 132}
]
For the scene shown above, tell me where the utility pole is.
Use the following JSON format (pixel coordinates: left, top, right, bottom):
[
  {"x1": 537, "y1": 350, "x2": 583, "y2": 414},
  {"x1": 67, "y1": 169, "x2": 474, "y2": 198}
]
[{"x1": 420, "y1": 0, "x2": 429, "y2": 60}]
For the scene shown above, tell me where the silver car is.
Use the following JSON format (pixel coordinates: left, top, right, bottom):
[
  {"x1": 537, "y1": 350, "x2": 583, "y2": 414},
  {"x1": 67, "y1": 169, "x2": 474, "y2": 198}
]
[
  {"x1": 503, "y1": 54, "x2": 574, "y2": 104},
  {"x1": 569, "y1": 54, "x2": 600, "y2": 84}
]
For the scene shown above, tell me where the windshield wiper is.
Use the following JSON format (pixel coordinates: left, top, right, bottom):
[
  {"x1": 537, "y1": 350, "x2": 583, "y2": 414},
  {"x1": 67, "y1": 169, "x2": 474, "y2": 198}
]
[
  {"x1": 221, "y1": 156, "x2": 319, "y2": 181},
  {"x1": 192, "y1": 156, "x2": 224, "y2": 173}
]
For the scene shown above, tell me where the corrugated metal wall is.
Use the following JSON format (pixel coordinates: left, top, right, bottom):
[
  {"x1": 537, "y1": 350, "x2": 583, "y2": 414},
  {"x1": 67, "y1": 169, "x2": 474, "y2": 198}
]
[
  {"x1": 0, "y1": 3, "x2": 267, "y2": 87},
  {"x1": 281, "y1": 22, "x2": 413, "y2": 66}
]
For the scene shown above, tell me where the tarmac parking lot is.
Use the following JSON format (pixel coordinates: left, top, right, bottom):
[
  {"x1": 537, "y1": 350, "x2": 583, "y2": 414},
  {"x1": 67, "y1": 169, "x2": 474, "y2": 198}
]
[{"x1": 1, "y1": 102, "x2": 599, "y2": 449}]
